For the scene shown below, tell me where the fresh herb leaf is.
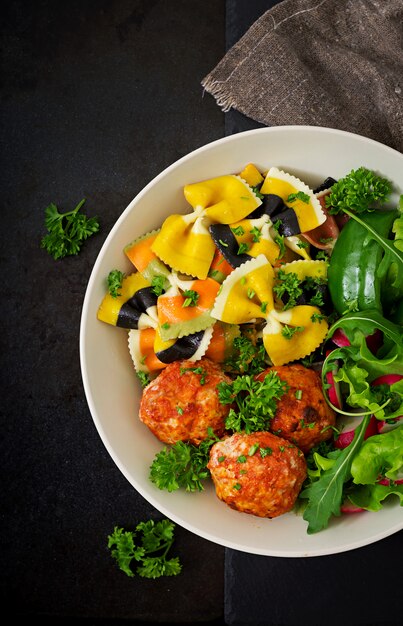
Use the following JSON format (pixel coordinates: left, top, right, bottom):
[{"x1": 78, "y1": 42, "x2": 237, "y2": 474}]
[
  {"x1": 182, "y1": 289, "x2": 199, "y2": 307},
  {"x1": 231, "y1": 225, "x2": 245, "y2": 236},
  {"x1": 301, "y1": 415, "x2": 370, "y2": 533},
  {"x1": 281, "y1": 325, "x2": 304, "y2": 339},
  {"x1": 224, "y1": 335, "x2": 268, "y2": 375},
  {"x1": 107, "y1": 269, "x2": 125, "y2": 298},
  {"x1": 218, "y1": 371, "x2": 288, "y2": 434},
  {"x1": 250, "y1": 226, "x2": 262, "y2": 242},
  {"x1": 41, "y1": 199, "x2": 99, "y2": 259},
  {"x1": 107, "y1": 519, "x2": 182, "y2": 579},
  {"x1": 326, "y1": 167, "x2": 392, "y2": 215},
  {"x1": 273, "y1": 269, "x2": 303, "y2": 310},
  {"x1": 151, "y1": 275, "x2": 166, "y2": 297},
  {"x1": 238, "y1": 242, "x2": 250, "y2": 255},
  {"x1": 137, "y1": 371, "x2": 151, "y2": 388},
  {"x1": 149, "y1": 429, "x2": 219, "y2": 492},
  {"x1": 287, "y1": 191, "x2": 310, "y2": 204}
]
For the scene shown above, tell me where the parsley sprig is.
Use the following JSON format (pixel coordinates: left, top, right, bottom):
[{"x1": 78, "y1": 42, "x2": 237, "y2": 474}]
[
  {"x1": 40, "y1": 198, "x2": 99, "y2": 259},
  {"x1": 326, "y1": 167, "x2": 392, "y2": 215},
  {"x1": 107, "y1": 269, "x2": 125, "y2": 298},
  {"x1": 224, "y1": 335, "x2": 268, "y2": 375},
  {"x1": 149, "y1": 428, "x2": 220, "y2": 492},
  {"x1": 218, "y1": 371, "x2": 289, "y2": 434},
  {"x1": 107, "y1": 519, "x2": 182, "y2": 578}
]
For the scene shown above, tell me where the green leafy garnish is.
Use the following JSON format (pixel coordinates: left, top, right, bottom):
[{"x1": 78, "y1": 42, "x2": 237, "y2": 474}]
[
  {"x1": 273, "y1": 269, "x2": 303, "y2": 310},
  {"x1": 224, "y1": 335, "x2": 268, "y2": 375},
  {"x1": 107, "y1": 519, "x2": 182, "y2": 579},
  {"x1": 107, "y1": 269, "x2": 125, "y2": 298},
  {"x1": 218, "y1": 371, "x2": 288, "y2": 434},
  {"x1": 149, "y1": 429, "x2": 219, "y2": 492},
  {"x1": 287, "y1": 191, "x2": 310, "y2": 204},
  {"x1": 136, "y1": 371, "x2": 151, "y2": 388},
  {"x1": 326, "y1": 167, "x2": 392, "y2": 215},
  {"x1": 182, "y1": 289, "x2": 199, "y2": 307},
  {"x1": 41, "y1": 198, "x2": 99, "y2": 259},
  {"x1": 151, "y1": 275, "x2": 166, "y2": 297},
  {"x1": 281, "y1": 325, "x2": 304, "y2": 339},
  {"x1": 301, "y1": 415, "x2": 370, "y2": 533}
]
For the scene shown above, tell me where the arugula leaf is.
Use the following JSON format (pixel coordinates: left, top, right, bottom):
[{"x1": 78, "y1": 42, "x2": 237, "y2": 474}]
[
  {"x1": 107, "y1": 519, "x2": 182, "y2": 579},
  {"x1": 301, "y1": 415, "x2": 370, "y2": 534},
  {"x1": 41, "y1": 199, "x2": 100, "y2": 259},
  {"x1": 218, "y1": 371, "x2": 288, "y2": 434},
  {"x1": 149, "y1": 429, "x2": 219, "y2": 492}
]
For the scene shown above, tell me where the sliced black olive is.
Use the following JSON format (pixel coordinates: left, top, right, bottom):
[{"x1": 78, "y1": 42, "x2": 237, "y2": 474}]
[
  {"x1": 209, "y1": 224, "x2": 250, "y2": 268},
  {"x1": 156, "y1": 331, "x2": 205, "y2": 363},
  {"x1": 247, "y1": 194, "x2": 286, "y2": 219},
  {"x1": 272, "y1": 207, "x2": 300, "y2": 236},
  {"x1": 313, "y1": 177, "x2": 337, "y2": 194}
]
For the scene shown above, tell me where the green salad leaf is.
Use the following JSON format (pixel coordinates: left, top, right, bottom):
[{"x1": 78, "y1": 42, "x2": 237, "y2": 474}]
[
  {"x1": 301, "y1": 416, "x2": 370, "y2": 533},
  {"x1": 347, "y1": 483, "x2": 403, "y2": 512},
  {"x1": 351, "y1": 425, "x2": 403, "y2": 484}
]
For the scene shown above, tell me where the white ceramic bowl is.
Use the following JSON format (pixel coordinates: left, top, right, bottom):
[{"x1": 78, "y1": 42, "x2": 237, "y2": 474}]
[{"x1": 80, "y1": 126, "x2": 403, "y2": 557}]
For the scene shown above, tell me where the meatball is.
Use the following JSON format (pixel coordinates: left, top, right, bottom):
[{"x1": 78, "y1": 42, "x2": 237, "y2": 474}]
[
  {"x1": 208, "y1": 431, "x2": 307, "y2": 518},
  {"x1": 139, "y1": 357, "x2": 231, "y2": 445},
  {"x1": 257, "y1": 364, "x2": 336, "y2": 453}
]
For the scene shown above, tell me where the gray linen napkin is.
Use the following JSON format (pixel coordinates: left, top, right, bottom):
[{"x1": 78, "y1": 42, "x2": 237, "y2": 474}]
[{"x1": 202, "y1": 0, "x2": 403, "y2": 152}]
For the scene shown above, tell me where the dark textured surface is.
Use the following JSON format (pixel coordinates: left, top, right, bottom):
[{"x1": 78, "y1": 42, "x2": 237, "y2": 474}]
[
  {"x1": 223, "y1": 3, "x2": 403, "y2": 626},
  {"x1": 1, "y1": 1, "x2": 226, "y2": 623}
]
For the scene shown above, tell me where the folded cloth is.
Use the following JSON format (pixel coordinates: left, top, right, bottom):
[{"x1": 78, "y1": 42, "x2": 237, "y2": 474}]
[{"x1": 202, "y1": 0, "x2": 403, "y2": 152}]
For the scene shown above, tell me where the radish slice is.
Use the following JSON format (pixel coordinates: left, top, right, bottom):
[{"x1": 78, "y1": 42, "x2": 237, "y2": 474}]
[
  {"x1": 335, "y1": 414, "x2": 378, "y2": 449},
  {"x1": 330, "y1": 329, "x2": 382, "y2": 352},
  {"x1": 372, "y1": 374, "x2": 403, "y2": 386},
  {"x1": 331, "y1": 329, "x2": 350, "y2": 347},
  {"x1": 376, "y1": 415, "x2": 403, "y2": 434},
  {"x1": 377, "y1": 476, "x2": 403, "y2": 486},
  {"x1": 340, "y1": 499, "x2": 365, "y2": 514},
  {"x1": 324, "y1": 349, "x2": 342, "y2": 410},
  {"x1": 365, "y1": 329, "x2": 383, "y2": 355}
]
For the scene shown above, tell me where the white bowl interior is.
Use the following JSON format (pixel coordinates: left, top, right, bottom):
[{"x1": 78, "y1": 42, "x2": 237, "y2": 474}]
[{"x1": 80, "y1": 126, "x2": 403, "y2": 556}]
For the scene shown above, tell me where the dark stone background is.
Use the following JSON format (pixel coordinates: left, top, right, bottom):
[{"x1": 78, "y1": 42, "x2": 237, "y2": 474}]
[
  {"x1": 2, "y1": 1, "x2": 402, "y2": 625},
  {"x1": 1, "y1": 1, "x2": 226, "y2": 624}
]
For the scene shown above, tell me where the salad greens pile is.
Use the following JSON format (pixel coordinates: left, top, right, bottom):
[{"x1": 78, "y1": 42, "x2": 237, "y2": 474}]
[{"x1": 301, "y1": 168, "x2": 403, "y2": 533}]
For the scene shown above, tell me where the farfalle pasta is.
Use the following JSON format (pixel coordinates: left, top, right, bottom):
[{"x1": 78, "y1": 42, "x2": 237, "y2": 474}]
[
  {"x1": 97, "y1": 163, "x2": 334, "y2": 375},
  {"x1": 151, "y1": 175, "x2": 262, "y2": 279}
]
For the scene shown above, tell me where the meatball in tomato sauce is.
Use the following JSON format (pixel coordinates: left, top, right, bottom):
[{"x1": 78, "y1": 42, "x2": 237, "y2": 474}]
[
  {"x1": 139, "y1": 357, "x2": 231, "y2": 445},
  {"x1": 257, "y1": 364, "x2": 336, "y2": 453},
  {"x1": 208, "y1": 431, "x2": 307, "y2": 518}
]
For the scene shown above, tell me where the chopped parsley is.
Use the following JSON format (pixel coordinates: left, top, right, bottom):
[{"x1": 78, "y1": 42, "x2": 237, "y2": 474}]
[
  {"x1": 287, "y1": 191, "x2": 310, "y2": 204},
  {"x1": 107, "y1": 269, "x2": 125, "y2": 298},
  {"x1": 182, "y1": 289, "x2": 199, "y2": 307},
  {"x1": 218, "y1": 371, "x2": 289, "y2": 434}
]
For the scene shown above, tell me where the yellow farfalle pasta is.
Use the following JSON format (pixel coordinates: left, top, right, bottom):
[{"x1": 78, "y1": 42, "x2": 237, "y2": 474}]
[
  {"x1": 151, "y1": 175, "x2": 262, "y2": 279},
  {"x1": 211, "y1": 255, "x2": 275, "y2": 325},
  {"x1": 260, "y1": 167, "x2": 326, "y2": 233},
  {"x1": 263, "y1": 306, "x2": 328, "y2": 366}
]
